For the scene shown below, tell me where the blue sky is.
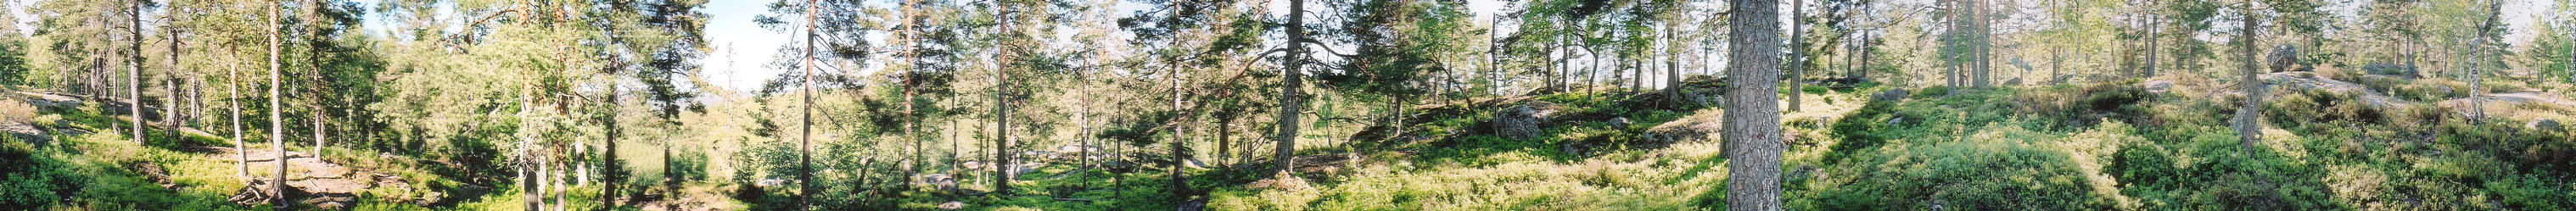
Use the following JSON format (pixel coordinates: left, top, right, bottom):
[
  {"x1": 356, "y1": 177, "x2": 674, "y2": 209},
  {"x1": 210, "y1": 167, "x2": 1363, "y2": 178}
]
[{"x1": 702, "y1": 0, "x2": 789, "y2": 92}]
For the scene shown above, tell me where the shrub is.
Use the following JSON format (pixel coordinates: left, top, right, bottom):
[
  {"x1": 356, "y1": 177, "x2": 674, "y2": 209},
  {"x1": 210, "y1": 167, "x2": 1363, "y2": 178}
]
[
  {"x1": 0, "y1": 142, "x2": 80, "y2": 209},
  {"x1": 1808, "y1": 127, "x2": 2109, "y2": 210},
  {"x1": 2389, "y1": 80, "x2": 2470, "y2": 102},
  {"x1": 1826, "y1": 98, "x2": 1902, "y2": 163},
  {"x1": 31, "y1": 114, "x2": 60, "y2": 128},
  {"x1": 2484, "y1": 175, "x2": 2573, "y2": 210},
  {"x1": 0, "y1": 100, "x2": 33, "y2": 124}
]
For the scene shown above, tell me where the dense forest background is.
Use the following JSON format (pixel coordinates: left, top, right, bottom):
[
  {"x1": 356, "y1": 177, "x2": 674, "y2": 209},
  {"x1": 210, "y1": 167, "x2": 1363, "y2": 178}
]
[{"x1": 2, "y1": 0, "x2": 2574, "y2": 210}]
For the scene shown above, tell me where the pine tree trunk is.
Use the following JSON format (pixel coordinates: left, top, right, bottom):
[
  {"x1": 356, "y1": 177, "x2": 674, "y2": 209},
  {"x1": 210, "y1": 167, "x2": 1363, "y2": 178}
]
[
  {"x1": 1666, "y1": 23, "x2": 1683, "y2": 106},
  {"x1": 994, "y1": 57, "x2": 1013, "y2": 195},
  {"x1": 229, "y1": 49, "x2": 248, "y2": 181},
  {"x1": 1589, "y1": 44, "x2": 1601, "y2": 95},
  {"x1": 1787, "y1": 0, "x2": 1805, "y2": 112},
  {"x1": 165, "y1": 14, "x2": 181, "y2": 143},
  {"x1": 1723, "y1": 0, "x2": 1787, "y2": 209},
  {"x1": 949, "y1": 118, "x2": 960, "y2": 184},
  {"x1": 602, "y1": 83, "x2": 620, "y2": 207},
  {"x1": 899, "y1": 0, "x2": 923, "y2": 191},
  {"x1": 1977, "y1": 0, "x2": 1992, "y2": 88},
  {"x1": 2233, "y1": 3, "x2": 2262, "y2": 153},
  {"x1": 1632, "y1": 53, "x2": 1644, "y2": 92},
  {"x1": 661, "y1": 132, "x2": 675, "y2": 211},
  {"x1": 1166, "y1": 62, "x2": 1188, "y2": 199},
  {"x1": 796, "y1": 0, "x2": 820, "y2": 208},
  {"x1": 311, "y1": 103, "x2": 324, "y2": 159},
  {"x1": 2051, "y1": 44, "x2": 2063, "y2": 83},
  {"x1": 266, "y1": 2, "x2": 294, "y2": 206},
  {"x1": 128, "y1": 0, "x2": 144, "y2": 146},
  {"x1": 1217, "y1": 117, "x2": 1232, "y2": 167},
  {"x1": 994, "y1": 1, "x2": 1019, "y2": 195},
  {"x1": 2145, "y1": 18, "x2": 2160, "y2": 78},
  {"x1": 1488, "y1": 14, "x2": 1504, "y2": 96},
  {"x1": 1272, "y1": 0, "x2": 1308, "y2": 179}
]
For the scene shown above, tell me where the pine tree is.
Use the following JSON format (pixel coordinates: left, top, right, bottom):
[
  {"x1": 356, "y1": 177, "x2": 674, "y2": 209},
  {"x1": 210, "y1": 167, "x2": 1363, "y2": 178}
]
[
  {"x1": 266, "y1": 0, "x2": 289, "y2": 206},
  {"x1": 797, "y1": 0, "x2": 819, "y2": 208}
]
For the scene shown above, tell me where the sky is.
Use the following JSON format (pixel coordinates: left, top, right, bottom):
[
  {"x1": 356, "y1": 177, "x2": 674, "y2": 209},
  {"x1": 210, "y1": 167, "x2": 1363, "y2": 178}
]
[{"x1": 702, "y1": 0, "x2": 791, "y2": 93}]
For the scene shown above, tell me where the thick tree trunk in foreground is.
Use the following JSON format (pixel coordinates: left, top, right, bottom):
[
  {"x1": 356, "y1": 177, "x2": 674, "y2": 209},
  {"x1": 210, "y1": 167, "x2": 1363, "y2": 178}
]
[{"x1": 1723, "y1": 0, "x2": 1786, "y2": 210}]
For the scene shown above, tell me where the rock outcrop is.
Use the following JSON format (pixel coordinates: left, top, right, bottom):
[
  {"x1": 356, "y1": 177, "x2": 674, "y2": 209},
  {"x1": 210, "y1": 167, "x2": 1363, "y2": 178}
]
[{"x1": 1492, "y1": 101, "x2": 1562, "y2": 140}]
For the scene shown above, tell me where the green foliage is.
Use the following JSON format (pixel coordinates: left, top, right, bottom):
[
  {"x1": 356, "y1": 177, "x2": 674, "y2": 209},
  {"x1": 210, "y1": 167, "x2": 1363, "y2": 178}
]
[
  {"x1": 2263, "y1": 89, "x2": 2387, "y2": 129},
  {"x1": 1804, "y1": 126, "x2": 2111, "y2": 211},
  {"x1": 1826, "y1": 97, "x2": 1901, "y2": 163},
  {"x1": 0, "y1": 141, "x2": 81, "y2": 209}
]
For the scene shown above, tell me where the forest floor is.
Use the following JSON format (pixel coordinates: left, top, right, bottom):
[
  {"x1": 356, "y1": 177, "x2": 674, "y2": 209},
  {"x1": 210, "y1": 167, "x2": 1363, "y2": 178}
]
[
  {"x1": 1189, "y1": 69, "x2": 2576, "y2": 210},
  {"x1": 2, "y1": 92, "x2": 456, "y2": 210},
  {"x1": 8, "y1": 66, "x2": 2576, "y2": 211}
]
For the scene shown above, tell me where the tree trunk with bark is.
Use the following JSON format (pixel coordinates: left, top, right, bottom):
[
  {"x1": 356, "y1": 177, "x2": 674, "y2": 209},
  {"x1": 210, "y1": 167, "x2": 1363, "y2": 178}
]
[
  {"x1": 1666, "y1": 21, "x2": 1683, "y2": 107},
  {"x1": 164, "y1": 13, "x2": 181, "y2": 143},
  {"x1": 2468, "y1": 0, "x2": 2501, "y2": 120},
  {"x1": 993, "y1": 0, "x2": 1019, "y2": 195},
  {"x1": 2232, "y1": 2, "x2": 2262, "y2": 153},
  {"x1": 1787, "y1": 0, "x2": 1806, "y2": 112},
  {"x1": 266, "y1": 2, "x2": 291, "y2": 206},
  {"x1": 1272, "y1": 0, "x2": 1308, "y2": 180},
  {"x1": 1166, "y1": 62, "x2": 1188, "y2": 199},
  {"x1": 127, "y1": 0, "x2": 144, "y2": 146},
  {"x1": 797, "y1": 0, "x2": 820, "y2": 208},
  {"x1": 1723, "y1": 0, "x2": 1786, "y2": 209},
  {"x1": 228, "y1": 49, "x2": 248, "y2": 181}
]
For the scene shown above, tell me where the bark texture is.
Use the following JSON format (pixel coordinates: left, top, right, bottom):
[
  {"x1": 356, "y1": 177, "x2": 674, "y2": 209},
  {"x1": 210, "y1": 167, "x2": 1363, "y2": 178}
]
[{"x1": 1723, "y1": 0, "x2": 1786, "y2": 209}]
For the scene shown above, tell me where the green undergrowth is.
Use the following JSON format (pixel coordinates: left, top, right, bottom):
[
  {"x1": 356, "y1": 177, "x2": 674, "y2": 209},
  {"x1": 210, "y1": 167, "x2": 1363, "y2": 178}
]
[
  {"x1": 1, "y1": 104, "x2": 506, "y2": 210},
  {"x1": 1206, "y1": 82, "x2": 1862, "y2": 210},
  {"x1": 1201, "y1": 79, "x2": 2573, "y2": 211},
  {"x1": 1811, "y1": 82, "x2": 2576, "y2": 211}
]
